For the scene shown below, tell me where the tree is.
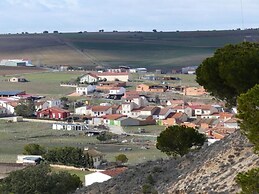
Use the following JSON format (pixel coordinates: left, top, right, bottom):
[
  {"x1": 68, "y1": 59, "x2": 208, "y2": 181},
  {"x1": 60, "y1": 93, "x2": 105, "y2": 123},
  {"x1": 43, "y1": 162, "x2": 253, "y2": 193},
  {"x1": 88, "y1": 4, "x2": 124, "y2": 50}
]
[
  {"x1": 236, "y1": 167, "x2": 259, "y2": 194},
  {"x1": 237, "y1": 84, "x2": 259, "y2": 153},
  {"x1": 15, "y1": 100, "x2": 35, "y2": 117},
  {"x1": 44, "y1": 146, "x2": 93, "y2": 168},
  {"x1": 0, "y1": 164, "x2": 82, "y2": 194},
  {"x1": 115, "y1": 154, "x2": 128, "y2": 164},
  {"x1": 156, "y1": 125, "x2": 206, "y2": 157},
  {"x1": 196, "y1": 42, "x2": 259, "y2": 106},
  {"x1": 23, "y1": 143, "x2": 46, "y2": 155}
]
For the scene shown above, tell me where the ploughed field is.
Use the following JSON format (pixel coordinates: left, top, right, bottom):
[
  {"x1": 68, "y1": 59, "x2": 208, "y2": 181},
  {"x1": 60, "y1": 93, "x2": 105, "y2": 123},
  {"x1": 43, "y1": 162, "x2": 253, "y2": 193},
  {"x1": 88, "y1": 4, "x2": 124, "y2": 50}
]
[{"x1": 1, "y1": 30, "x2": 258, "y2": 70}]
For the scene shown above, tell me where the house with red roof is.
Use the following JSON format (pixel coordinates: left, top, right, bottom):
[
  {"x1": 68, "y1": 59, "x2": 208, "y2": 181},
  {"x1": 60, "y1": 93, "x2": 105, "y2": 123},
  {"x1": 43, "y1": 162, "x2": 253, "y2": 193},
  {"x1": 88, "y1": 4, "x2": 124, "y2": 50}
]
[
  {"x1": 37, "y1": 107, "x2": 70, "y2": 120},
  {"x1": 159, "y1": 112, "x2": 188, "y2": 126},
  {"x1": 90, "y1": 106, "x2": 112, "y2": 117}
]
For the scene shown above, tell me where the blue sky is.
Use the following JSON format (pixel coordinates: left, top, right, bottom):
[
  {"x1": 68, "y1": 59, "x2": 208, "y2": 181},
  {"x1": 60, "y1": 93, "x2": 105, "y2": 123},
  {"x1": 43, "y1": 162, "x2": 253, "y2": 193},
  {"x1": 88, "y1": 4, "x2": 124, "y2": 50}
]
[{"x1": 0, "y1": 0, "x2": 258, "y2": 33}]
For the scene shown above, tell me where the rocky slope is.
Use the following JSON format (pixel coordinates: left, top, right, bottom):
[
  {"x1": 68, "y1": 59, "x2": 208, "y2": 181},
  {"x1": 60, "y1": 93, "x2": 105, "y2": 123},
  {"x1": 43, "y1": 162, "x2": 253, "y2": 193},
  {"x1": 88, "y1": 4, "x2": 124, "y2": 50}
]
[{"x1": 76, "y1": 130, "x2": 259, "y2": 194}]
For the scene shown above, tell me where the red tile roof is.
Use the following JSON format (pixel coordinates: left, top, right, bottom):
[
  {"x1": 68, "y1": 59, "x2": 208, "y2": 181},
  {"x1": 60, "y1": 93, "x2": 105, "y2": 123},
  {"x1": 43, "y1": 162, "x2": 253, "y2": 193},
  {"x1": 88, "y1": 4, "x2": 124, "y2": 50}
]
[
  {"x1": 38, "y1": 107, "x2": 70, "y2": 113},
  {"x1": 101, "y1": 167, "x2": 128, "y2": 177},
  {"x1": 91, "y1": 106, "x2": 112, "y2": 112},
  {"x1": 103, "y1": 114, "x2": 125, "y2": 120}
]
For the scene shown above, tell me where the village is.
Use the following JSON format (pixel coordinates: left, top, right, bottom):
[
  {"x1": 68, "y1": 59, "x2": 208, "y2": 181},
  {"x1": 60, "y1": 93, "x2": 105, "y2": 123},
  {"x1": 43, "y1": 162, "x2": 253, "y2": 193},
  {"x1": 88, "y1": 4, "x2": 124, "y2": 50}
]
[{"x1": 0, "y1": 63, "x2": 239, "y2": 186}]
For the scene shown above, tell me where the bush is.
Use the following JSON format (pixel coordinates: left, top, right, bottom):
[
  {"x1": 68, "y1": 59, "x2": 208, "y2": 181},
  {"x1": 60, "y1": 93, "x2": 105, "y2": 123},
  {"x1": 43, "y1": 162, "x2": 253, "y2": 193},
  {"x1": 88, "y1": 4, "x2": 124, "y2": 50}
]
[
  {"x1": 0, "y1": 164, "x2": 82, "y2": 194},
  {"x1": 236, "y1": 167, "x2": 259, "y2": 194}
]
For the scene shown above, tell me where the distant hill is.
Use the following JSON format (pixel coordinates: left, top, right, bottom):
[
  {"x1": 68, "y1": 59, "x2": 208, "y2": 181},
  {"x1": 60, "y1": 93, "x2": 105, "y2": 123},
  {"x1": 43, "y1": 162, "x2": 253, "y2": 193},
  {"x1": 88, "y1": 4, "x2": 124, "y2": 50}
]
[
  {"x1": 75, "y1": 130, "x2": 259, "y2": 194},
  {"x1": 0, "y1": 30, "x2": 259, "y2": 71}
]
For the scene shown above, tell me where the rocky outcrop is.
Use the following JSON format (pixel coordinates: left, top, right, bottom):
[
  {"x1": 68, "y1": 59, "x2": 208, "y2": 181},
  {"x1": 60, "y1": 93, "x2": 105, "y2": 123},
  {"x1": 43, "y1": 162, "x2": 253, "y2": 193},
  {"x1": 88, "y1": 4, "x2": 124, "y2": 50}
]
[{"x1": 76, "y1": 130, "x2": 259, "y2": 194}]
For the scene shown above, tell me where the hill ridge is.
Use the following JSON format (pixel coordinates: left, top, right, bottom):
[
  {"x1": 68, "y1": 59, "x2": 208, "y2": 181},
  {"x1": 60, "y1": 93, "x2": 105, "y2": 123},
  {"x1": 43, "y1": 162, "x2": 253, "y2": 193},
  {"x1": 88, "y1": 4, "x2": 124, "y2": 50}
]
[{"x1": 76, "y1": 130, "x2": 259, "y2": 194}]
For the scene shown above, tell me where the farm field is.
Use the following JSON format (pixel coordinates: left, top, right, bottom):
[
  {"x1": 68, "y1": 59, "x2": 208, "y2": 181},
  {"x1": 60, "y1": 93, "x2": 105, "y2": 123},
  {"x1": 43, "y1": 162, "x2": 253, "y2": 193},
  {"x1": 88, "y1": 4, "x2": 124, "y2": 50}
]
[
  {"x1": 0, "y1": 30, "x2": 257, "y2": 70},
  {"x1": 0, "y1": 120, "x2": 166, "y2": 165},
  {"x1": 0, "y1": 71, "x2": 84, "y2": 97}
]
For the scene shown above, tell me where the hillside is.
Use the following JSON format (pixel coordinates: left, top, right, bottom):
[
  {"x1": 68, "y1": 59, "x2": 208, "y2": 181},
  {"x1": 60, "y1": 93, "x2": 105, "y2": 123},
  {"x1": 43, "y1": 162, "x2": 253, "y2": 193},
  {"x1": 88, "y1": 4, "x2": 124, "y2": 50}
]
[
  {"x1": 1, "y1": 30, "x2": 259, "y2": 71},
  {"x1": 76, "y1": 130, "x2": 259, "y2": 194}
]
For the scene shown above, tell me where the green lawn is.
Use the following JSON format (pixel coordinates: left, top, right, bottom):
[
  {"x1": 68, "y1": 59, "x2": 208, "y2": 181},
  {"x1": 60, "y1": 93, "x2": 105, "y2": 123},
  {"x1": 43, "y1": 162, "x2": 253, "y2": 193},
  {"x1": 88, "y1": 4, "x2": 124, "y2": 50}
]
[
  {"x1": 0, "y1": 72, "x2": 83, "y2": 97},
  {"x1": 123, "y1": 125, "x2": 165, "y2": 136},
  {"x1": 51, "y1": 167, "x2": 92, "y2": 183},
  {"x1": 0, "y1": 120, "x2": 167, "y2": 165}
]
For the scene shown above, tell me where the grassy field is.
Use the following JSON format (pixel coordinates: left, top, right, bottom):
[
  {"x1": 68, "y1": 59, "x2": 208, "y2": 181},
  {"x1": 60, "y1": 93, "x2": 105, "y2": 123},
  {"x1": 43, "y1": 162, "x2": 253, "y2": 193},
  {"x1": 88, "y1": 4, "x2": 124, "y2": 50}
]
[
  {"x1": 0, "y1": 30, "x2": 257, "y2": 70},
  {"x1": 123, "y1": 125, "x2": 165, "y2": 136},
  {"x1": 0, "y1": 71, "x2": 83, "y2": 97},
  {"x1": 51, "y1": 166, "x2": 92, "y2": 183},
  {"x1": 0, "y1": 120, "x2": 166, "y2": 165}
]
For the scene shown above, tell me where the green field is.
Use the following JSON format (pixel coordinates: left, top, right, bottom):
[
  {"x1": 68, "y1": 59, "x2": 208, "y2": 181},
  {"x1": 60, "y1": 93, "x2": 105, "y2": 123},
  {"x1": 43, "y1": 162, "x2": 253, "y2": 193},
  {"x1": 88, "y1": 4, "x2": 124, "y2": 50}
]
[
  {"x1": 0, "y1": 120, "x2": 166, "y2": 165},
  {"x1": 0, "y1": 72, "x2": 83, "y2": 97}
]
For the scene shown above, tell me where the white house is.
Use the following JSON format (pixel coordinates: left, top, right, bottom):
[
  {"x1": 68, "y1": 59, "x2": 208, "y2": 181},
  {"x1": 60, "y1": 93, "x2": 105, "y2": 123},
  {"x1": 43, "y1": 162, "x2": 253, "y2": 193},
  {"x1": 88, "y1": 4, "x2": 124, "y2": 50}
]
[
  {"x1": 90, "y1": 106, "x2": 112, "y2": 117},
  {"x1": 0, "y1": 106, "x2": 7, "y2": 115},
  {"x1": 140, "y1": 106, "x2": 159, "y2": 116},
  {"x1": 84, "y1": 148, "x2": 104, "y2": 168},
  {"x1": 153, "y1": 107, "x2": 173, "y2": 120},
  {"x1": 75, "y1": 106, "x2": 91, "y2": 115},
  {"x1": 97, "y1": 72, "x2": 129, "y2": 82},
  {"x1": 16, "y1": 155, "x2": 43, "y2": 164},
  {"x1": 80, "y1": 73, "x2": 100, "y2": 84},
  {"x1": 0, "y1": 98, "x2": 18, "y2": 114},
  {"x1": 109, "y1": 87, "x2": 126, "y2": 96},
  {"x1": 47, "y1": 99, "x2": 62, "y2": 108},
  {"x1": 76, "y1": 85, "x2": 96, "y2": 95},
  {"x1": 121, "y1": 103, "x2": 134, "y2": 116},
  {"x1": 85, "y1": 172, "x2": 111, "y2": 187}
]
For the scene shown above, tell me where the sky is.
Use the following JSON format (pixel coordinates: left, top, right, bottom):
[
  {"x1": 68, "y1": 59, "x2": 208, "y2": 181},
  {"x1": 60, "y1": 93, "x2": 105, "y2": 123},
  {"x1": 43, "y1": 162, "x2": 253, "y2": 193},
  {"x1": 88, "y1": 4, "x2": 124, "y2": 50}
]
[{"x1": 0, "y1": 0, "x2": 258, "y2": 33}]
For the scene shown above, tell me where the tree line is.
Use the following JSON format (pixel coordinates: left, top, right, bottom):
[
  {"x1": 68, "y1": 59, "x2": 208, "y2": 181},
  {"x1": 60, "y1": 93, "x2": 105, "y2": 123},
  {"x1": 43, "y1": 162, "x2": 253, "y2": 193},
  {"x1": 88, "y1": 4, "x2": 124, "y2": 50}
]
[{"x1": 23, "y1": 144, "x2": 93, "y2": 168}]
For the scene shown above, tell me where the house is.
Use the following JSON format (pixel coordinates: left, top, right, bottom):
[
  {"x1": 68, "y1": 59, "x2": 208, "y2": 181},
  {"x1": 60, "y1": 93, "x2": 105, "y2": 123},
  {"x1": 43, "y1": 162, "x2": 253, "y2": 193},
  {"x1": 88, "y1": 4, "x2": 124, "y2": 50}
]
[
  {"x1": 136, "y1": 84, "x2": 166, "y2": 92},
  {"x1": 80, "y1": 73, "x2": 100, "y2": 84},
  {"x1": 0, "y1": 90, "x2": 26, "y2": 97},
  {"x1": 0, "y1": 106, "x2": 7, "y2": 115},
  {"x1": 129, "y1": 68, "x2": 147, "y2": 73},
  {"x1": 96, "y1": 81, "x2": 126, "y2": 91},
  {"x1": 97, "y1": 72, "x2": 129, "y2": 82},
  {"x1": 35, "y1": 101, "x2": 49, "y2": 111},
  {"x1": 160, "y1": 112, "x2": 188, "y2": 126},
  {"x1": 76, "y1": 85, "x2": 96, "y2": 95},
  {"x1": 85, "y1": 171, "x2": 111, "y2": 187},
  {"x1": 136, "y1": 84, "x2": 150, "y2": 92},
  {"x1": 153, "y1": 107, "x2": 174, "y2": 120},
  {"x1": 83, "y1": 148, "x2": 105, "y2": 168},
  {"x1": 115, "y1": 117, "x2": 141, "y2": 126},
  {"x1": 192, "y1": 118, "x2": 219, "y2": 131},
  {"x1": 190, "y1": 105, "x2": 219, "y2": 118},
  {"x1": 140, "y1": 106, "x2": 160, "y2": 116},
  {"x1": 52, "y1": 123, "x2": 88, "y2": 131},
  {"x1": 0, "y1": 59, "x2": 33, "y2": 67},
  {"x1": 224, "y1": 118, "x2": 239, "y2": 129},
  {"x1": 0, "y1": 98, "x2": 19, "y2": 114},
  {"x1": 35, "y1": 99, "x2": 62, "y2": 112},
  {"x1": 103, "y1": 114, "x2": 126, "y2": 125},
  {"x1": 16, "y1": 155, "x2": 43, "y2": 165},
  {"x1": 37, "y1": 107, "x2": 70, "y2": 120},
  {"x1": 9, "y1": 77, "x2": 27, "y2": 82},
  {"x1": 108, "y1": 87, "x2": 126, "y2": 100},
  {"x1": 90, "y1": 106, "x2": 112, "y2": 117},
  {"x1": 166, "y1": 99, "x2": 185, "y2": 107},
  {"x1": 75, "y1": 106, "x2": 90, "y2": 115},
  {"x1": 184, "y1": 86, "x2": 207, "y2": 96}
]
